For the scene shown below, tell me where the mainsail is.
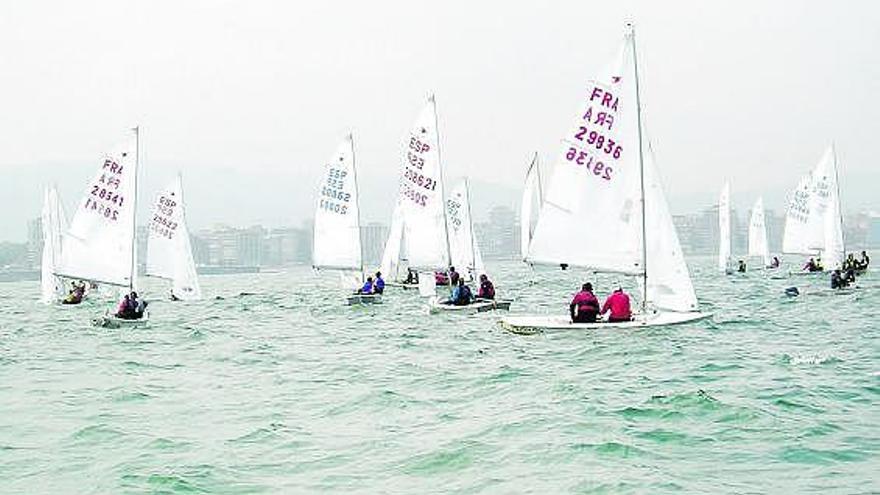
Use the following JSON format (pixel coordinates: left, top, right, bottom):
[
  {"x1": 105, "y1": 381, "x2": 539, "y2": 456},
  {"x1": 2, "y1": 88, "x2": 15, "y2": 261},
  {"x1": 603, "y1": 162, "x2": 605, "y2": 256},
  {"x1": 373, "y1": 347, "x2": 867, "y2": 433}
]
[
  {"x1": 145, "y1": 175, "x2": 202, "y2": 300},
  {"x1": 56, "y1": 128, "x2": 140, "y2": 288},
  {"x1": 396, "y1": 97, "x2": 450, "y2": 271},
  {"x1": 718, "y1": 182, "x2": 731, "y2": 272},
  {"x1": 520, "y1": 153, "x2": 543, "y2": 260},
  {"x1": 446, "y1": 179, "x2": 486, "y2": 281},
  {"x1": 379, "y1": 201, "x2": 406, "y2": 281},
  {"x1": 312, "y1": 135, "x2": 363, "y2": 275},
  {"x1": 40, "y1": 185, "x2": 67, "y2": 303},
  {"x1": 782, "y1": 174, "x2": 816, "y2": 256},
  {"x1": 748, "y1": 197, "x2": 771, "y2": 267},
  {"x1": 526, "y1": 25, "x2": 698, "y2": 313}
]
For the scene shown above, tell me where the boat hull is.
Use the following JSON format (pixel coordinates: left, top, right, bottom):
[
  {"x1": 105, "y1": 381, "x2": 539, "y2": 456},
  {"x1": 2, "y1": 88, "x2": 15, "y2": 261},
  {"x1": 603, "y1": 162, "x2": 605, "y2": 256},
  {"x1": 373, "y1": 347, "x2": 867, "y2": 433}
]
[
  {"x1": 92, "y1": 314, "x2": 150, "y2": 328},
  {"x1": 429, "y1": 298, "x2": 512, "y2": 314},
  {"x1": 499, "y1": 311, "x2": 711, "y2": 334},
  {"x1": 347, "y1": 294, "x2": 383, "y2": 305}
]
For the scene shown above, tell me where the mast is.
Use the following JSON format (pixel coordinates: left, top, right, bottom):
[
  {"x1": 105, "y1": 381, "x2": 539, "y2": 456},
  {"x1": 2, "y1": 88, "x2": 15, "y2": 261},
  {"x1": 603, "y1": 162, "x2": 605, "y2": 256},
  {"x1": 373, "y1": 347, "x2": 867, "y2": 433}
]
[
  {"x1": 130, "y1": 126, "x2": 140, "y2": 292},
  {"x1": 630, "y1": 24, "x2": 648, "y2": 312},
  {"x1": 350, "y1": 133, "x2": 366, "y2": 282},
  {"x1": 432, "y1": 94, "x2": 454, "y2": 269},
  {"x1": 464, "y1": 177, "x2": 478, "y2": 279},
  {"x1": 831, "y1": 142, "x2": 845, "y2": 261}
]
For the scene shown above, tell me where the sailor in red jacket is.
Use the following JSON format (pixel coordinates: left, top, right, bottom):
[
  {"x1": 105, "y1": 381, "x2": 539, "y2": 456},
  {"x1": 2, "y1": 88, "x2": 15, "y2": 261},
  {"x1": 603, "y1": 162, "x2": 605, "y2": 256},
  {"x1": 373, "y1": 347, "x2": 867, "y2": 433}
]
[
  {"x1": 570, "y1": 283, "x2": 600, "y2": 323},
  {"x1": 601, "y1": 287, "x2": 632, "y2": 323}
]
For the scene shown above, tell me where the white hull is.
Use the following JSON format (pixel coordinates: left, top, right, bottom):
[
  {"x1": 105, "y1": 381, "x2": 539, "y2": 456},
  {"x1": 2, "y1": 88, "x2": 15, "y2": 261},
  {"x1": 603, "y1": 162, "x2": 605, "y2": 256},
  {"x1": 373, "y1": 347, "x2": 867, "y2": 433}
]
[
  {"x1": 386, "y1": 282, "x2": 419, "y2": 290},
  {"x1": 429, "y1": 298, "x2": 512, "y2": 314},
  {"x1": 92, "y1": 313, "x2": 150, "y2": 328},
  {"x1": 347, "y1": 294, "x2": 383, "y2": 305},
  {"x1": 499, "y1": 311, "x2": 711, "y2": 334}
]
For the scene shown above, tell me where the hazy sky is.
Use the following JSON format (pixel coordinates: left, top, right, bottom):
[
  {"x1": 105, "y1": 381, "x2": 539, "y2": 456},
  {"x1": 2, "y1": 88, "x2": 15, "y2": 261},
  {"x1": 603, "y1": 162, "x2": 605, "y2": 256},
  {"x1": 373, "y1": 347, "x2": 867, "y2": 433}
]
[{"x1": 1, "y1": 0, "x2": 878, "y2": 241}]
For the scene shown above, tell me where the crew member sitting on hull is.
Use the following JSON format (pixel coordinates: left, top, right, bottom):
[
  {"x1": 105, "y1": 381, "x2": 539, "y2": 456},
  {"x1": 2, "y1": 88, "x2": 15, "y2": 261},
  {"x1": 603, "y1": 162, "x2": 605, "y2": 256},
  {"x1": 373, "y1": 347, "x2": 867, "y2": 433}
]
[
  {"x1": 447, "y1": 278, "x2": 473, "y2": 306},
  {"x1": 843, "y1": 253, "x2": 856, "y2": 271},
  {"x1": 858, "y1": 250, "x2": 870, "y2": 270},
  {"x1": 373, "y1": 272, "x2": 385, "y2": 294},
  {"x1": 737, "y1": 260, "x2": 746, "y2": 273},
  {"x1": 405, "y1": 269, "x2": 419, "y2": 285},
  {"x1": 601, "y1": 287, "x2": 632, "y2": 323},
  {"x1": 803, "y1": 258, "x2": 820, "y2": 272},
  {"x1": 831, "y1": 270, "x2": 846, "y2": 289},
  {"x1": 770, "y1": 256, "x2": 780, "y2": 269},
  {"x1": 477, "y1": 274, "x2": 495, "y2": 300},
  {"x1": 448, "y1": 266, "x2": 460, "y2": 286},
  {"x1": 357, "y1": 277, "x2": 374, "y2": 295},
  {"x1": 570, "y1": 283, "x2": 600, "y2": 323},
  {"x1": 116, "y1": 291, "x2": 147, "y2": 320},
  {"x1": 844, "y1": 268, "x2": 856, "y2": 286},
  {"x1": 62, "y1": 281, "x2": 85, "y2": 305}
]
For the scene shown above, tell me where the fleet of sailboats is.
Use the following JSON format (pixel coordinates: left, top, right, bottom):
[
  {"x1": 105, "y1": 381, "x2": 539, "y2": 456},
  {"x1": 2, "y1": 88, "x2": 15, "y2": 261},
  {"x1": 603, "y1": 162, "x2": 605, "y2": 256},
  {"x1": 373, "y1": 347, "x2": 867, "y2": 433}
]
[{"x1": 30, "y1": 24, "x2": 866, "y2": 332}]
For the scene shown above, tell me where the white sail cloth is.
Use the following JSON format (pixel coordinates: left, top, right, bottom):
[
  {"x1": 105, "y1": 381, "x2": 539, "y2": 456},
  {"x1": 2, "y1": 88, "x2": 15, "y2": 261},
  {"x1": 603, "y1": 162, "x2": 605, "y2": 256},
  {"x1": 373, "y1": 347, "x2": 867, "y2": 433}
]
[
  {"x1": 396, "y1": 97, "x2": 450, "y2": 270},
  {"x1": 527, "y1": 27, "x2": 698, "y2": 313},
  {"x1": 748, "y1": 197, "x2": 771, "y2": 267},
  {"x1": 520, "y1": 154, "x2": 543, "y2": 260},
  {"x1": 446, "y1": 180, "x2": 486, "y2": 281},
  {"x1": 379, "y1": 201, "x2": 406, "y2": 281},
  {"x1": 56, "y1": 129, "x2": 139, "y2": 288},
  {"x1": 718, "y1": 182, "x2": 731, "y2": 272},
  {"x1": 313, "y1": 136, "x2": 362, "y2": 273},
  {"x1": 145, "y1": 176, "x2": 202, "y2": 300},
  {"x1": 40, "y1": 185, "x2": 67, "y2": 303}
]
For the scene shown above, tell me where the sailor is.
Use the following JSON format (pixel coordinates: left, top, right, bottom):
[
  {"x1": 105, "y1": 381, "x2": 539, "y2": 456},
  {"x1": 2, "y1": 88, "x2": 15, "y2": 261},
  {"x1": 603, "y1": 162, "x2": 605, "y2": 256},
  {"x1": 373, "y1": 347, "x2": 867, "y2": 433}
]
[
  {"x1": 373, "y1": 271, "x2": 385, "y2": 294},
  {"x1": 815, "y1": 258, "x2": 824, "y2": 271},
  {"x1": 803, "y1": 258, "x2": 818, "y2": 272},
  {"x1": 62, "y1": 282, "x2": 85, "y2": 304},
  {"x1": 737, "y1": 260, "x2": 746, "y2": 273},
  {"x1": 858, "y1": 250, "x2": 870, "y2": 270},
  {"x1": 358, "y1": 276, "x2": 374, "y2": 295},
  {"x1": 601, "y1": 287, "x2": 632, "y2": 323},
  {"x1": 405, "y1": 269, "x2": 419, "y2": 285},
  {"x1": 116, "y1": 294, "x2": 132, "y2": 318},
  {"x1": 477, "y1": 274, "x2": 495, "y2": 300},
  {"x1": 843, "y1": 253, "x2": 856, "y2": 271},
  {"x1": 448, "y1": 278, "x2": 472, "y2": 306},
  {"x1": 170, "y1": 290, "x2": 180, "y2": 301},
  {"x1": 844, "y1": 268, "x2": 856, "y2": 286},
  {"x1": 133, "y1": 292, "x2": 148, "y2": 318},
  {"x1": 570, "y1": 283, "x2": 600, "y2": 323},
  {"x1": 831, "y1": 270, "x2": 844, "y2": 289},
  {"x1": 770, "y1": 256, "x2": 780, "y2": 269},
  {"x1": 448, "y1": 266, "x2": 460, "y2": 286}
]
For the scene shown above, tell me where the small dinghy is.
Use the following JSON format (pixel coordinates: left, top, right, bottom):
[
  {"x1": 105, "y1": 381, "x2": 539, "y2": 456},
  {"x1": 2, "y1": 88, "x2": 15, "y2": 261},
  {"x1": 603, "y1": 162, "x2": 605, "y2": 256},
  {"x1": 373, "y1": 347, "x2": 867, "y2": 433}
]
[
  {"x1": 93, "y1": 312, "x2": 150, "y2": 329},
  {"x1": 501, "y1": 311, "x2": 710, "y2": 335},
  {"x1": 499, "y1": 25, "x2": 711, "y2": 332},
  {"x1": 429, "y1": 297, "x2": 512, "y2": 314}
]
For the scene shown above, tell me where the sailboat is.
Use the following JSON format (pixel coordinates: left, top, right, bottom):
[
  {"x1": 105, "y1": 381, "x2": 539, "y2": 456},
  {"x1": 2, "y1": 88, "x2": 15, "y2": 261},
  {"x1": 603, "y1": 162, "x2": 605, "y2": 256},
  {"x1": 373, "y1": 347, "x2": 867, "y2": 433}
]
[
  {"x1": 718, "y1": 182, "x2": 733, "y2": 273},
  {"x1": 381, "y1": 96, "x2": 452, "y2": 298},
  {"x1": 748, "y1": 197, "x2": 772, "y2": 268},
  {"x1": 782, "y1": 145, "x2": 845, "y2": 272},
  {"x1": 500, "y1": 25, "x2": 710, "y2": 333},
  {"x1": 430, "y1": 179, "x2": 511, "y2": 313},
  {"x1": 520, "y1": 153, "x2": 544, "y2": 261},
  {"x1": 311, "y1": 135, "x2": 377, "y2": 305},
  {"x1": 55, "y1": 127, "x2": 145, "y2": 326},
  {"x1": 39, "y1": 185, "x2": 68, "y2": 303},
  {"x1": 379, "y1": 200, "x2": 417, "y2": 288},
  {"x1": 145, "y1": 175, "x2": 202, "y2": 301}
]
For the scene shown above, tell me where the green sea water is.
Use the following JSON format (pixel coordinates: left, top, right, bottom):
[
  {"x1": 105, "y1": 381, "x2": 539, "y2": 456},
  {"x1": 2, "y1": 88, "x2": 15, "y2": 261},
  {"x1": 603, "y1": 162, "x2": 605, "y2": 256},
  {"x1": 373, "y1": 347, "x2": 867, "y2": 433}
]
[{"x1": 0, "y1": 257, "x2": 877, "y2": 494}]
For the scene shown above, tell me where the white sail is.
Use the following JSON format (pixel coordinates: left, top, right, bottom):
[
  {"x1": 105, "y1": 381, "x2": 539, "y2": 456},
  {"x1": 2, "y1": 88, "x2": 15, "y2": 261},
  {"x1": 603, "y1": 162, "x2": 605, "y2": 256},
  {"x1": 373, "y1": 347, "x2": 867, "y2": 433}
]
[
  {"x1": 40, "y1": 185, "x2": 67, "y2": 303},
  {"x1": 782, "y1": 174, "x2": 816, "y2": 256},
  {"x1": 527, "y1": 26, "x2": 699, "y2": 313},
  {"x1": 748, "y1": 197, "x2": 771, "y2": 267},
  {"x1": 56, "y1": 129, "x2": 139, "y2": 288},
  {"x1": 313, "y1": 135, "x2": 362, "y2": 274},
  {"x1": 811, "y1": 146, "x2": 845, "y2": 268},
  {"x1": 446, "y1": 180, "x2": 485, "y2": 281},
  {"x1": 379, "y1": 201, "x2": 406, "y2": 281},
  {"x1": 397, "y1": 97, "x2": 450, "y2": 270},
  {"x1": 527, "y1": 37, "x2": 643, "y2": 275},
  {"x1": 642, "y1": 145, "x2": 698, "y2": 312},
  {"x1": 718, "y1": 182, "x2": 731, "y2": 272},
  {"x1": 520, "y1": 154, "x2": 543, "y2": 260},
  {"x1": 145, "y1": 175, "x2": 202, "y2": 300}
]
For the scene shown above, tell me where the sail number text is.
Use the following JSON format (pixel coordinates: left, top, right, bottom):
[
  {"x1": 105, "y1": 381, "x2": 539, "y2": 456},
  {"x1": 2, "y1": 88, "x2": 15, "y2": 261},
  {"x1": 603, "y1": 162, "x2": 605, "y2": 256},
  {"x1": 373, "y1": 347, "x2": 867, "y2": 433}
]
[
  {"x1": 83, "y1": 159, "x2": 127, "y2": 222},
  {"x1": 320, "y1": 166, "x2": 351, "y2": 215}
]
